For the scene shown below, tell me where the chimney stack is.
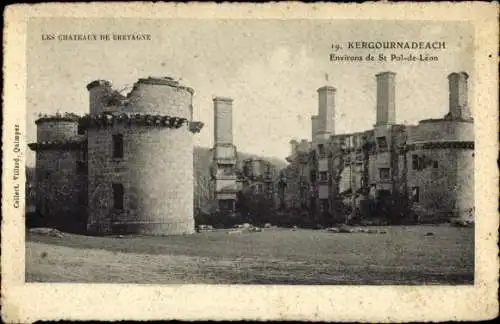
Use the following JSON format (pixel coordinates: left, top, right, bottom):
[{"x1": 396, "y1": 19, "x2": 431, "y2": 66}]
[
  {"x1": 290, "y1": 139, "x2": 299, "y2": 156},
  {"x1": 311, "y1": 115, "x2": 319, "y2": 147},
  {"x1": 376, "y1": 72, "x2": 396, "y2": 125},
  {"x1": 299, "y1": 139, "x2": 309, "y2": 152},
  {"x1": 448, "y1": 72, "x2": 471, "y2": 120},
  {"x1": 317, "y1": 86, "x2": 336, "y2": 138},
  {"x1": 213, "y1": 97, "x2": 233, "y2": 146}
]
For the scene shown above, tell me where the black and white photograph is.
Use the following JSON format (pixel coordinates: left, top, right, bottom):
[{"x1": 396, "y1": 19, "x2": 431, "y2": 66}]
[{"x1": 2, "y1": 2, "x2": 498, "y2": 322}]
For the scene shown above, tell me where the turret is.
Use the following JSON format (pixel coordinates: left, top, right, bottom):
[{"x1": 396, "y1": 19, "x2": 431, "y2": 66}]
[
  {"x1": 87, "y1": 80, "x2": 112, "y2": 115},
  {"x1": 35, "y1": 113, "x2": 80, "y2": 142}
]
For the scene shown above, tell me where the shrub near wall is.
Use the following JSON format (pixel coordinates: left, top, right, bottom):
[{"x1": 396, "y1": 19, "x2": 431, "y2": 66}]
[
  {"x1": 26, "y1": 212, "x2": 44, "y2": 229},
  {"x1": 194, "y1": 210, "x2": 244, "y2": 229}
]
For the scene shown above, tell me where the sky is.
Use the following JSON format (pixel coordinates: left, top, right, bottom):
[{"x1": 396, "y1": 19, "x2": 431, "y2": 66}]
[{"x1": 26, "y1": 18, "x2": 474, "y2": 166}]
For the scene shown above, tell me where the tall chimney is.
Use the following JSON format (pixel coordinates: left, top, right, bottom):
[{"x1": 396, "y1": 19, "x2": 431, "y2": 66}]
[
  {"x1": 299, "y1": 139, "x2": 309, "y2": 152},
  {"x1": 290, "y1": 139, "x2": 298, "y2": 156},
  {"x1": 317, "y1": 86, "x2": 336, "y2": 138},
  {"x1": 448, "y1": 72, "x2": 471, "y2": 120},
  {"x1": 376, "y1": 72, "x2": 396, "y2": 125},
  {"x1": 311, "y1": 115, "x2": 319, "y2": 147},
  {"x1": 213, "y1": 97, "x2": 233, "y2": 145}
]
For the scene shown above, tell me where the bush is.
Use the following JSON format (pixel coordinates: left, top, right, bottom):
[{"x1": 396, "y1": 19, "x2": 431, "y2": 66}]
[
  {"x1": 26, "y1": 211, "x2": 45, "y2": 229},
  {"x1": 194, "y1": 210, "x2": 244, "y2": 229}
]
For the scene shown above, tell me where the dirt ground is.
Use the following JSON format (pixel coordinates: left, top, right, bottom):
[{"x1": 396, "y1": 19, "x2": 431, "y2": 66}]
[{"x1": 26, "y1": 225, "x2": 474, "y2": 284}]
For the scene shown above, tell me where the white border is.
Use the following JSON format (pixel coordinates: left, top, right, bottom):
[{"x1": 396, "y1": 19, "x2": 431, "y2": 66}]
[{"x1": 2, "y1": 2, "x2": 498, "y2": 322}]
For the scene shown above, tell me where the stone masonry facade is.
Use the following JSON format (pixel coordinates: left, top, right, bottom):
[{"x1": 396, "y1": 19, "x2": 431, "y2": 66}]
[
  {"x1": 282, "y1": 71, "x2": 474, "y2": 222},
  {"x1": 29, "y1": 71, "x2": 474, "y2": 232},
  {"x1": 30, "y1": 76, "x2": 204, "y2": 235}
]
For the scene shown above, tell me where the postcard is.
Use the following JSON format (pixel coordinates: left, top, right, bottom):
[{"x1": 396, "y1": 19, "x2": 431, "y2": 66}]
[{"x1": 2, "y1": 2, "x2": 498, "y2": 322}]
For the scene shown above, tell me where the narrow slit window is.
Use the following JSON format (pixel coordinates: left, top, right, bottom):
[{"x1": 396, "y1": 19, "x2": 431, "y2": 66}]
[
  {"x1": 317, "y1": 144, "x2": 325, "y2": 155},
  {"x1": 112, "y1": 183, "x2": 124, "y2": 210},
  {"x1": 76, "y1": 160, "x2": 86, "y2": 174},
  {"x1": 412, "y1": 155, "x2": 419, "y2": 170},
  {"x1": 77, "y1": 123, "x2": 86, "y2": 135},
  {"x1": 112, "y1": 134, "x2": 124, "y2": 158},
  {"x1": 411, "y1": 186, "x2": 420, "y2": 203},
  {"x1": 376, "y1": 136, "x2": 388, "y2": 150}
]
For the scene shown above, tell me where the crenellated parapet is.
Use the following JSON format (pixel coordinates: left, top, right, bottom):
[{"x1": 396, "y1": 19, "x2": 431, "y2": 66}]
[
  {"x1": 35, "y1": 112, "x2": 81, "y2": 124},
  {"x1": 79, "y1": 112, "x2": 203, "y2": 133},
  {"x1": 34, "y1": 112, "x2": 83, "y2": 143}
]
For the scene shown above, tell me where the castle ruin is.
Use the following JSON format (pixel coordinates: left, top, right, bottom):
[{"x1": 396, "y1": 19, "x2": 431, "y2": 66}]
[
  {"x1": 283, "y1": 71, "x2": 474, "y2": 223},
  {"x1": 29, "y1": 77, "x2": 204, "y2": 235}
]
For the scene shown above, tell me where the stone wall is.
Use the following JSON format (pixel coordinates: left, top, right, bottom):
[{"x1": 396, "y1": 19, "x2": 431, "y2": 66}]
[
  {"x1": 87, "y1": 124, "x2": 195, "y2": 235},
  {"x1": 406, "y1": 147, "x2": 458, "y2": 218},
  {"x1": 127, "y1": 80, "x2": 193, "y2": 118},
  {"x1": 406, "y1": 119, "x2": 474, "y2": 220},
  {"x1": 454, "y1": 149, "x2": 474, "y2": 219},
  {"x1": 407, "y1": 120, "x2": 473, "y2": 142},
  {"x1": 215, "y1": 178, "x2": 238, "y2": 192},
  {"x1": 37, "y1": 120, "x2": 79, "y2": 142},
  {"x1": 35, "y1": 149, "x2": 87, "y2": 232},
  {"x1": 281, "y1": 71, "x2": 474, "y2": 223},
  {"x1": 87, "y1": 77, "x2": 197, "y2": 235}
]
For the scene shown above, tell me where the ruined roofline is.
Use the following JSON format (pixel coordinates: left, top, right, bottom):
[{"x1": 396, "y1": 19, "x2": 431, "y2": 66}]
[
  {"x1": 330, "y1": 130, "x2": 372, "y2": 138},
  {"x1": 329, "y1": 124, "x2": 409, "y2": 139},
  {"x1": 87, "y1": 76, "x2": 195, "y2": 95},
  {"x1": 135, "y1": 77, "x2": 195, "y2": 95},
  {"x1": 86, "y1": 80, "x2": 112, "y2": 90},
  {"x1": 419, "y1": 117, "x2": 473, "y2": 124}
]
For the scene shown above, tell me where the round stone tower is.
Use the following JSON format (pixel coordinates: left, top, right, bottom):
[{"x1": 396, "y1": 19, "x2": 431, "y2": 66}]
[
  {"x1": 406, "y1": 72, "x2": 474, "y2": 221},
  {"x1": 87, "y1": 80, "x2": 113, "y2": 115},
  {"x1": 86, "y1": 77, "x2": 203, "y2": 235},
  {"x1": 28, "y1": 113, "x2": 88, "y2": 232}
]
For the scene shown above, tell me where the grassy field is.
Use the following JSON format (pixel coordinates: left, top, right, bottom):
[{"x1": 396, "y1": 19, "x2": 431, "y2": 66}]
[{"x1": 26, "y1": 225, "x2": 474, "y2": 285}]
